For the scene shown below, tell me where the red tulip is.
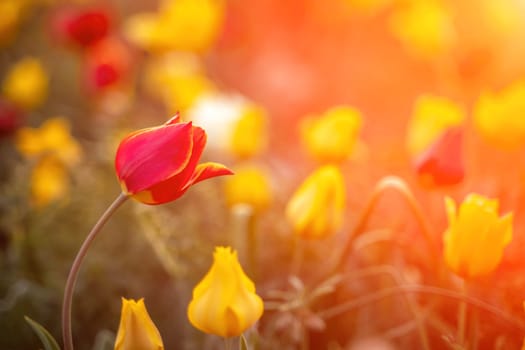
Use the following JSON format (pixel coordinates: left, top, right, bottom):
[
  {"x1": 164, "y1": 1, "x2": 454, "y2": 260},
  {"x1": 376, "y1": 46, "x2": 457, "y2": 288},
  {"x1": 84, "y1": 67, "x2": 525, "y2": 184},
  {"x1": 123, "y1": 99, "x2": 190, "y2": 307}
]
[
  {"x1": 50, "y1": 7, "x2": 111, "y2": 48},
  {"x1": 414, "y1": 127, "x2": 464, "y2": 187},
  {"x1": 84, "y1": 37, "x2": 132, "y2": 91},
  {"x1": 115, "y1": 115, "x2": 233, "y2": 205}
]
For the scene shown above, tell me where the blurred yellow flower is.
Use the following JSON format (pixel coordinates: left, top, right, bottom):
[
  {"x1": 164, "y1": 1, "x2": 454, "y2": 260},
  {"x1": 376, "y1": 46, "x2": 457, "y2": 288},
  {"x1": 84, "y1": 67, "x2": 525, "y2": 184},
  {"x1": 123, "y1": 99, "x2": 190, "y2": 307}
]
[
  {"x1": 124, "y1": 0, "x2": 224, "y2": 53},
  {"x1": 114, "y1": 298, "x2": 164, "y2": 350},
  {"x1": 188, "y1": 246, "x2": 263, "y2": 337},
  {"x1": 443, "y1": 194, "x2": 513, "y2": 278},
  {"x1": 301, "y1": 106, "x2": 362, "y2": 163},
  {"x1": 473, "y1": 80, "x2": 525, "y2": 149},
  {"x1": 2, "y1": 57, "x2": 49, "y2": 110},
  {"x1": 16, "y1": 117, "x2": 82, "y2": 165},
  {"x1": 229, "y1": 104, "x2": 267, "y2": 158},
  {"x1": 224, "y1": 165, "x2": 272, "y2": 212},
  {"x1": 189, "y1": 93, "x2": 268, "y2": 158},
  {"x1": 406, "y1": 95, "x2": 465, "y2": 156},
  {"x1": 31, "y1": 156, "x2": 69, "y2": 207},
  {"x1": 0, "y1": 0, "x2": 27, "y2": 46},
  {"x1": 389, "y1": 0, "x2": 456, "y2": 59},
  {"x1": 286, "y1": 165, "x2": 346, "y2": 239},
  {"x1": 144, "y1": 53, "x2": 214, "y2": 113}
]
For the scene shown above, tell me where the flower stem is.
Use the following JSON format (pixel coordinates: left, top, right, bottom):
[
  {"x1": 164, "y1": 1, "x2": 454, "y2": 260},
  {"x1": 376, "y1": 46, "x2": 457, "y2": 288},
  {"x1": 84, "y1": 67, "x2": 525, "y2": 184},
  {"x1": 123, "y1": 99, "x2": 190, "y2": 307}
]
[
  {"x1": 457, "y1": 279, "x2": 468, "y2": 347},
  {"x1": 223, "y1": 337, "x2": 234, "y2": 350},
  {"x1": 62, "y1": 193, "x2": 128, "y2": 350},
  {"x1": 334, "y1": 176, "x2": 436, "y2": 272}
]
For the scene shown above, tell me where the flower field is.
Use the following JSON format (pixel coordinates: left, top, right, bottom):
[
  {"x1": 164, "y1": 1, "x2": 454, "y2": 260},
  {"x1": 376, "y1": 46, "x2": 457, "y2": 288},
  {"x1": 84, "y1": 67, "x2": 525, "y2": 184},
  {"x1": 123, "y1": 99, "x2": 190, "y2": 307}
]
[{"x1": 2, "y1": 0, "x2": 525, "y2": 349}]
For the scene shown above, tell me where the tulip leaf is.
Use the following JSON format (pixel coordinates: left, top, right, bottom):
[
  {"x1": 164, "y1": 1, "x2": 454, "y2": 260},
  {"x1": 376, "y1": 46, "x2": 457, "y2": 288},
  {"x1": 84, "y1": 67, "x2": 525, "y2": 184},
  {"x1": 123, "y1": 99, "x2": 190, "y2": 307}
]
[
  {"x1": 239, "y1": 334, "x2": 248, "y2": 350},
  {"x1": 25, "y1": 316, "x2": 61, "y2": 350}
]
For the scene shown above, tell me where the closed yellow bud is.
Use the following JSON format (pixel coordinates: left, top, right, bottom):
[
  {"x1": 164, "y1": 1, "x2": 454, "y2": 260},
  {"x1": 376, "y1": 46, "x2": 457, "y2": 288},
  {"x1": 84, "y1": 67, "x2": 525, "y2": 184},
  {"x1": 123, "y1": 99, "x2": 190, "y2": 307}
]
[
  {"x1": 443, "y1": 194, "x2": 513, "y2": 278},
  {"x1": 406, "y1": 95, "x2": 465, "y2": 156},
  {"x1": 114, "y1": 298, "x2": 164, "y2": 350},
  {"x1": 286, "y1": 165, "x2": 346, "y2": 239},
  {"x1": 3, "y1": 57, "x2": 48, "y2": 110},
  {"x1": 302, "y1": 106, "x2": 362, "y2": 163},
  {"x1": 224, "y1": 165, "x2": 272, "y2": 212},
  {"x1": 188, "y1": 246, "x2": 263, "y2": 338},
  {"x1": 473, "y1": 81, "x2": 525, "y2": 149}
]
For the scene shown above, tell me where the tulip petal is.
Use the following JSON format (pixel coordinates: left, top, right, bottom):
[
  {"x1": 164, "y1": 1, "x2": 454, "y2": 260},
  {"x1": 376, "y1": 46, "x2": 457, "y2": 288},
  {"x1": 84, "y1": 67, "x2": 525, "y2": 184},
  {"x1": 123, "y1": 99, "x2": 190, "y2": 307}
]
[
  {"x1": 184, "y1": 162, "x2": 233, "y2": 190},
  {"x1": 115, "y1": 298, "x2": 164, "y2": 350},
  {"x1": 131, "y1": 126, "x2": 207, "y2": 204},
  {"x1": 116, "y1": 122, "x2": 193, "y2": 194}
]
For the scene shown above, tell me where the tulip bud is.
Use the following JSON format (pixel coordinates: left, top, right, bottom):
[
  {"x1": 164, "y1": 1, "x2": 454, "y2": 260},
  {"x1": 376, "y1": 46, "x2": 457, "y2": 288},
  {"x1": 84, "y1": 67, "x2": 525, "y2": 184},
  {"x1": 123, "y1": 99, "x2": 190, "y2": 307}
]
[
  {"x1": 443, "y1": 194, "x2": 513, "y2": 278},
  {"x1": 286, "y1": 165, "x2": 346, "y2": 239},
  {"x1": 115, "y1": 114, "x2": 233, "y2": 205},
  {"x1": 187, "y1": 246, "x2": 263, "y2": 337},
  {"x1": 114, "y1": 298, "x2": 164, "y2": 350}
]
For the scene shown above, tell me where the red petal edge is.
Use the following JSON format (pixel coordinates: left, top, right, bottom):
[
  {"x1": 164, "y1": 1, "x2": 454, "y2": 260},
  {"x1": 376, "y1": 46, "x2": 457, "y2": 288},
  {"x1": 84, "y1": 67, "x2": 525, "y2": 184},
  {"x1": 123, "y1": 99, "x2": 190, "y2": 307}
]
[{"x1": 183, "y1": 162, "x2": 234, "y2": 191}]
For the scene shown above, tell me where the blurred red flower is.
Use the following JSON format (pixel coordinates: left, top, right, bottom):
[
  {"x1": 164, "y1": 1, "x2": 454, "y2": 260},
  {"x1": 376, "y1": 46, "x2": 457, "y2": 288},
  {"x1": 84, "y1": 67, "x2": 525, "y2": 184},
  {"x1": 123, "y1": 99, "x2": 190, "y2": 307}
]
[
  {"x1": 414, "y1": 127, "x2": 464, "y2": 187},
  {"x1": 50, "y1": 7, "x2": 111, "y2": 48},
  {"x1": 115, "y1": 114, "x2": 233, "y2": 205},
  {"x1": 0, "y1": 98, "x2": 23, "y2": 137},
  {"x1": 83, "y1": 36, "x2": 132, "y2": 91}
]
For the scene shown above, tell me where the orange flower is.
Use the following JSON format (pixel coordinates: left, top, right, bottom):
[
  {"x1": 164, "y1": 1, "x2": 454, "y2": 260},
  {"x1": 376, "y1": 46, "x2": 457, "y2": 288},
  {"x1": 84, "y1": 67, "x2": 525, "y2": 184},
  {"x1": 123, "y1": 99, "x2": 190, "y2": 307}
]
[{"x1": 115, "y1": 114, "x2": 233, "y2": 205}]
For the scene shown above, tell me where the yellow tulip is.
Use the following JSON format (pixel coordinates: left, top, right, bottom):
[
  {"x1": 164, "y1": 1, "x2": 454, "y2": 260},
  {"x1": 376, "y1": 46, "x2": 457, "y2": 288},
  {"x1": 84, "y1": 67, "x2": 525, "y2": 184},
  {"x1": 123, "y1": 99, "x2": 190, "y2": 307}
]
[
  {"x1": 286, "y1": 165, "x2": 346, "y2": 239},
  {"x1": 406, "y1": 95, "x2": 465, "y2": 156},
  {"x1": 443, "y1": 194, "x2": 513, "y2": 278},
  {"x1": 389, "y1": 0, "x2": 456, "y2": 59},
  {"x1": 473, "y1": 80, "x2": 525, "y2": 149},
  {"x1": 224, "y1": 165, "x2": 272, "y2": 212},
  {"x1": 124, "y1": 0, "x2": 224, "y2": 53},
  {"x1": 114, "y1": 298, "x2": 164, "y2": 350},
  {"x1": 229, "y1": 104, "x2": 267, "y2": 158},
  {"x1": 3, "y1": 57, "x2": 48, "y2": 110},
  {"x1": 301, "y1": 106, "x2": 362, "y2": 163},
  {"x1": 31, "y1": 156, "x2": 69, "y2": 207},
  {"x1": 15, "y1": 117, "x2": 82, "y2": 165},
  {"x1": 188, "y1": 246, "x2": 263, "y2": 337}
]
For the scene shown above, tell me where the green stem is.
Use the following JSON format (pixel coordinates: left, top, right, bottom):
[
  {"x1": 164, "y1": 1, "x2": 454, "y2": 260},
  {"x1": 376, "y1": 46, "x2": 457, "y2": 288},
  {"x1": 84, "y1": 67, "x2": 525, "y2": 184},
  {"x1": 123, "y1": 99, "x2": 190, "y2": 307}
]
[
  {"x1": 62, "y1": 193, "x2": 128, "y2": 350},
  {"x1": 334, "y1": 176, "x2": 436, "y2": 272}
]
